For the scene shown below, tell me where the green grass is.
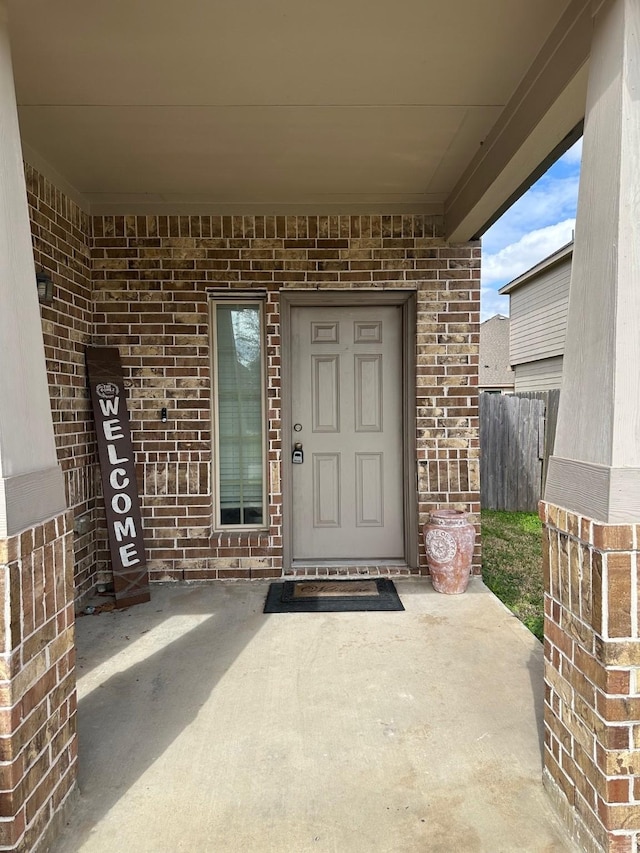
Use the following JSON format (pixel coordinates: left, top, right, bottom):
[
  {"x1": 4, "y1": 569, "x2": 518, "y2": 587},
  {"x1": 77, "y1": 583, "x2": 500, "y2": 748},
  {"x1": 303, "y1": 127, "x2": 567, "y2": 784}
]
[{"x1": 481, "y1": 510, "x2": 544, "y2": 642}]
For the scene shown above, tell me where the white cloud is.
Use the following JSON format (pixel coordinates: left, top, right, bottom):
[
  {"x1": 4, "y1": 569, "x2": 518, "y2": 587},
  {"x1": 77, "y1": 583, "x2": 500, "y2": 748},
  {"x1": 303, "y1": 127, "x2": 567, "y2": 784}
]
[
  {"x1": 479, "y1": 134, "x2": 581, "y2": 321},
  {"x1": 559, "y1": 138, "x2": 583, "y2": 166},
  {"x1": 481, "y1": 288, "x2": 509, "y2": 322},
  {"x1": 482, "y1": 218, "x2": 575, "y2": 289},
  {"x1": 482, "y1": 175, "x2": 579, "y2": 254}
]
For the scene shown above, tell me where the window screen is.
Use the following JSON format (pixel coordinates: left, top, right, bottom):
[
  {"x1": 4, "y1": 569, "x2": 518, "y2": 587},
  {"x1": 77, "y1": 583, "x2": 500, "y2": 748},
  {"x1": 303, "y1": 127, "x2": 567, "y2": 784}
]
[{"x1": 213, "y1": 302, "x2": 265, "y2": 527}]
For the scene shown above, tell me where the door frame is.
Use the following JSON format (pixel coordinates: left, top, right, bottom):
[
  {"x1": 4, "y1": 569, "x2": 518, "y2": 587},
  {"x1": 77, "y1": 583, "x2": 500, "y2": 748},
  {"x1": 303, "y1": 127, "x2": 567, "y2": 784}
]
[{"x1": 280, "y1": 289, "x2": 418, "y2": 570}]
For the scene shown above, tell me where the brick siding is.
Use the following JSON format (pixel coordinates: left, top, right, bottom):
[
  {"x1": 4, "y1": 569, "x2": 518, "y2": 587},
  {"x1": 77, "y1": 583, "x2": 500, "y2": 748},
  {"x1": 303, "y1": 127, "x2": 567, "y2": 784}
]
[
  {"x1": 91, "y1": 213, "x2": 481, "y2": 580},
  {"x1": 0, "y1": 513, "x2": 76, "y2": 851},
  {"x1": 22, "y1": 163, "x2": 481, "y2": 588},
  {"x1": 25, "y1": 166, "x2": 98, "y2": 603},
  {"x1": 542, "y1": 502, "x2": 640, "y2": 853}
]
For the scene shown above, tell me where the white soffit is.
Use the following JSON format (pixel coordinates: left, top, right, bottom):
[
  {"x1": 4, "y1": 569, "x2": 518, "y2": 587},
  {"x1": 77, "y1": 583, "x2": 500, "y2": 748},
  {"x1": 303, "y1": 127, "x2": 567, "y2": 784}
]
[
  {"x1": 16, "y1": 105, "x2": 503, "y2": 209},
  {"x1": 8, "y1": 0, "x2": 575, "y2": 215}
]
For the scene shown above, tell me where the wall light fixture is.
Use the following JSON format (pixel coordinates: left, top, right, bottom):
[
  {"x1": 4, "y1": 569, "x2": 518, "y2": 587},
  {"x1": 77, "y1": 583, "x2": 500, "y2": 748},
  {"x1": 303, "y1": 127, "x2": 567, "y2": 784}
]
[{"x1": 36, "y1": 269, "x2": 54, "y2": 305}]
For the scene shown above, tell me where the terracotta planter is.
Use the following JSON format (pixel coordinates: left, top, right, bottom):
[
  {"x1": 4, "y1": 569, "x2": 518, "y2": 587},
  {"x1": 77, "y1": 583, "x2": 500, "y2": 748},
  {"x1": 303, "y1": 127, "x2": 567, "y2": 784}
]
[{"x1": 424, "y1": 509, "x2": 476, "y2": 594}]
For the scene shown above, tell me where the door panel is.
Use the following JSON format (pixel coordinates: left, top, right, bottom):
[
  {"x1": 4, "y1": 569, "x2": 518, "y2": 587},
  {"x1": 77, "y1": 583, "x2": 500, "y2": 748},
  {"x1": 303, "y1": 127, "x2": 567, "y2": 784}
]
[
  {"x1": 355, "y1": 453, "x2": 384, "y2": 527},
  {"x1": 354, "y1": 354, "x2": 382, "y2": 432},
  {"x1": 311, "y1": 356, "x2": 340, "y2": 432},
  {"x1": 313, "y1": 453, "x2": 341, "y2": 527},
  {"x1": 291, "y1": 305, "x2": 404, "y2": 560}
]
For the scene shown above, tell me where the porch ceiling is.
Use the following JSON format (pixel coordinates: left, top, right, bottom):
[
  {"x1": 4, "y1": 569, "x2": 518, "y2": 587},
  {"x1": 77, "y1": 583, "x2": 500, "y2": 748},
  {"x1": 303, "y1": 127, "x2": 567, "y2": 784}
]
[{"x1": 7, "y1": 0, "x2": 589, "y2": 238}]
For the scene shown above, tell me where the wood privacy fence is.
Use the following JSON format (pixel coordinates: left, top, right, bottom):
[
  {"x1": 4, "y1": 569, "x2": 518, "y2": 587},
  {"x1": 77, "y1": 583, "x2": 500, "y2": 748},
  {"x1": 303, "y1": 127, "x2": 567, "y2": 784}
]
[{"x1": 479, "y1": 389, "x2": 560, "y2": 512}]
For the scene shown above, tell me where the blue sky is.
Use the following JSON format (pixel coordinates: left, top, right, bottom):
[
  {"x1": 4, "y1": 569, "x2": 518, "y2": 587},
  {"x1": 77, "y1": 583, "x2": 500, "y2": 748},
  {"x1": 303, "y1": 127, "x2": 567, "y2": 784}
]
[{"x1": 480, "y1": 138, "x2": 582, "y2": 320}]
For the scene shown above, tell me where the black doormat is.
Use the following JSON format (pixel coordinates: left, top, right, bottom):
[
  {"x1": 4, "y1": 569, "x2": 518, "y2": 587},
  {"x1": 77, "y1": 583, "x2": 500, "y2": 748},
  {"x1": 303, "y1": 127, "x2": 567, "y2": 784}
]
[{"x1": 264, "y1": 578, "x2": 404, "y2": 613}]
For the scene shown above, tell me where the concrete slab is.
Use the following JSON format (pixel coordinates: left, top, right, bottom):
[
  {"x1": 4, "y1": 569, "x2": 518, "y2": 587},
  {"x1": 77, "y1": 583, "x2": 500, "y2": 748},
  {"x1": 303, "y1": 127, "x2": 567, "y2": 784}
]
[{"x1": 48, "y1": 579, "x2": 578, "y2": 853}]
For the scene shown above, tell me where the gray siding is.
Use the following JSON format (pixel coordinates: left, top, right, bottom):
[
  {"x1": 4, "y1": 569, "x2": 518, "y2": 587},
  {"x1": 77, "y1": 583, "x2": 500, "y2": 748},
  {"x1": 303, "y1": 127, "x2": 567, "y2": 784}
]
[
  {"x1": 514, "y1": 356, "x2": 563, "y2": 391},
  {"x1": 509, "y1": 258, "x2": 571, "y2": 365}
]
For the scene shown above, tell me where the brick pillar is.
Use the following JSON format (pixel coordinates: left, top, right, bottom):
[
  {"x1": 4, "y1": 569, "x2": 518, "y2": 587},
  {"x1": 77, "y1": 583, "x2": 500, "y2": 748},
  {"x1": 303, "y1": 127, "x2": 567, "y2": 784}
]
[
  {"x1": 542, "y1": 2, "x2": 640, "y2": 849},
  {"x1": 542, "y1": 503, "x2": 640, "y2": 853},
  {"x1": 0, "y1": 515, "x2": 76, "y2": 851},
  {"x1": 0, "y1": 3, "x2": 77, "y2": 848}
]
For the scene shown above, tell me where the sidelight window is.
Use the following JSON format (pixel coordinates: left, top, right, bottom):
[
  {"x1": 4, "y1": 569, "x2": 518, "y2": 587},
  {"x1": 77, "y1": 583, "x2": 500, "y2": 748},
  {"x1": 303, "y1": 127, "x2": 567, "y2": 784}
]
[{"x1": 210, "y1": 299, "x2": 266, "y2": 528}]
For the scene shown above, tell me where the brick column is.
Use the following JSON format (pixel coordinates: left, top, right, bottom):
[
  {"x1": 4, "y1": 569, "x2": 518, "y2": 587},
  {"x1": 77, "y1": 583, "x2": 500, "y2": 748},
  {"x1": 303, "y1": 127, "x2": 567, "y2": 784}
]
[
  {"x1": 0, "y1": 2, "x2": 76, "y2": 848},
  {"x1": 542, "y1": 503, "x2": 640, "y2": 852},
  {"x1": 0, "y1": 515, "x2": 76, "y2": 851},
  {"x1": 542, "y1": 1, "x2": 640, "y2": 850}
]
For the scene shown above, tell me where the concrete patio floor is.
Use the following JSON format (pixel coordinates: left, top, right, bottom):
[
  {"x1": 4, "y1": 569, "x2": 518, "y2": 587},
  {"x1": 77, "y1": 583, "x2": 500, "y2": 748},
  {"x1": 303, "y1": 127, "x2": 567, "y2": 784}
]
[{"x1": 48, "y1": 579, "x2": 579, "y2": 853}]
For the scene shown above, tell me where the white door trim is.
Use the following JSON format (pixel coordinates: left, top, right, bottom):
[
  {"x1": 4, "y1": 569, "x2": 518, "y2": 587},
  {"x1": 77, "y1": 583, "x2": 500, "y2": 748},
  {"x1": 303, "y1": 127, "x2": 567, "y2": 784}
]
[{"x1": 280, "y1": 290, "x2": 417, "y2": 570}]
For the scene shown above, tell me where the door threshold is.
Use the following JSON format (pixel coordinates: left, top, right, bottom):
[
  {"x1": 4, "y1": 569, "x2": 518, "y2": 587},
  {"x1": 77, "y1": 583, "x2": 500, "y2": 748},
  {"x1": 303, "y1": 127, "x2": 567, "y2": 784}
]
[
  {"x1": 286, "y1": 560, "x2": 415, "y2": 579},
  {"x1": 292, "y1": 559, "x2": 407, "y2": 567}
]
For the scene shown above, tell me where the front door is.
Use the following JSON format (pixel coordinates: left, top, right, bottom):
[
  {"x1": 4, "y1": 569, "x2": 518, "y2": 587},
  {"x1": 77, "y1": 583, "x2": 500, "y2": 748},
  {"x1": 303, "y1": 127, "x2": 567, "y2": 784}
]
[{"x1": 291, "y1": 305, "x2": 404, "y2": 561}]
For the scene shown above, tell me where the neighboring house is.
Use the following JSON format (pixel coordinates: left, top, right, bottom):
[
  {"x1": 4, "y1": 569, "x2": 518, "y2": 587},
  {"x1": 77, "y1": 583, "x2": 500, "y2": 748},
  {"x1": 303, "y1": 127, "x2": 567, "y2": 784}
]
[
  {"x1": 479, "y1": 314, "x2": 514, "y2": 393},
  {"x1": 499, "y1": 242, "x2": 572, "y2": 391}
]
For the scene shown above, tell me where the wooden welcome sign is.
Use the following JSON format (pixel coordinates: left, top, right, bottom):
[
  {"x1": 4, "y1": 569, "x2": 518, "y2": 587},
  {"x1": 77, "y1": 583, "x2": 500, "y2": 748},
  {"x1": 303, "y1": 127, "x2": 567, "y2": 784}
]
[{"x1": 86, "y1": 347, "x2": 150, "y2": 608}]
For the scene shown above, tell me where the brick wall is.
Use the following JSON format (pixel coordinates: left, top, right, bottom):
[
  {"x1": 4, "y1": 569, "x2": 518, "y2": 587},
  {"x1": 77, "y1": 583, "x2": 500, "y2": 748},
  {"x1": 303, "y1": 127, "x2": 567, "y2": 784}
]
[
  {"x1": 0, "y1": 513, "x2": 76, "y2": 851},
  {"x1": 91, "y1": 213, "x2": 480, "y2": 580},
  {"x1": 25, "y1": 166, "x2": 98, "y2": 603},
  {"x1": 21, "y1": 165, "x2": 481, "y2": 588},
  {"x1": 542, "y1": 502, "x2": 640, "y2": 853}
]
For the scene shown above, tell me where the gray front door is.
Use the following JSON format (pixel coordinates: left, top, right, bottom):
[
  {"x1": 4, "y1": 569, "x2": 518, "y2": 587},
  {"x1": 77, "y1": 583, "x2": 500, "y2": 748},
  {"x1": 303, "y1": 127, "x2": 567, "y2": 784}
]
[{"x1": 291, "y1": 305, "x2": 404, "y2": 561}]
